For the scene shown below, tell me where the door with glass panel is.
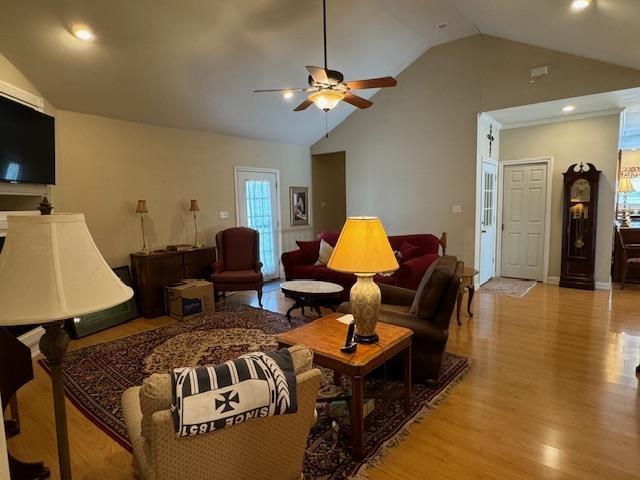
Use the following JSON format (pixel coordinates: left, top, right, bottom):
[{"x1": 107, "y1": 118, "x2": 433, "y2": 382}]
[
  {"x1": 235, "y1": 168, "x2": 280, "y2": 280},
  {"x1": 479, "y1": 160, "x2": 498, "y2": 285}
]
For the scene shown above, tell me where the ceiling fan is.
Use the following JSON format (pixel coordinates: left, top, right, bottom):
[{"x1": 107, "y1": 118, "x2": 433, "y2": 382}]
[{"x1": 253, "y1": 0, "x2": 397, "y2": 112}]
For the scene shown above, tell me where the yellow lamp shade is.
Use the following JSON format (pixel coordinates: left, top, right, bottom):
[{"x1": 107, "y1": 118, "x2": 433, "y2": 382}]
[
  {"x1": 618, "y1": 177, "x2": 635, "y2": 193},
  {"x1": 189, "y1": 199, "x2": 200, "y2": 212},
  {"x1": 327, "y1": 216, "x2": 399, "y2": 274},
  {"x1": 0, "y1": 214, "x2": 133, "y2": 325}
]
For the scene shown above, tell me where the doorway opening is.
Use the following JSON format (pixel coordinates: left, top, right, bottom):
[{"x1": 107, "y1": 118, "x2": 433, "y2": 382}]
[
  {"x1": 311, "y1": 151, "x2": 346, "y2": 235},
  {"x1": 234, "y1": 167, "x2": 282, "y2": 281}
]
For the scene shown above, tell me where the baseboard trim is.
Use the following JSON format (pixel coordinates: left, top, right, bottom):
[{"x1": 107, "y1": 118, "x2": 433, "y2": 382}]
[
  {"x1": 18, "y1": 326, "x2": 44, "y2": 357},
  {"x1": 545, "y1": 276, "x2": 610, "y2": 290}
]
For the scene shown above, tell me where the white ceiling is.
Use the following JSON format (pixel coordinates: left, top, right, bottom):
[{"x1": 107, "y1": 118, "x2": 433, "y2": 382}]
[
  {"x1": 0, "y1": 0, "x2": 476, "y2": 145},
  {"x1": 486, "y1": 87, "x2": 640, "y2": 149},
  {"x1": 1, "y1": 0, "x2": 640, "y2": 145}
]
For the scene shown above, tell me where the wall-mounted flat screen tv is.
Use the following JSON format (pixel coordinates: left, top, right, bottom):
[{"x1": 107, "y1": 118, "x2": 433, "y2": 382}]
[{"x1": 0, "y1": 94, "x2": 55, "y2": 185}]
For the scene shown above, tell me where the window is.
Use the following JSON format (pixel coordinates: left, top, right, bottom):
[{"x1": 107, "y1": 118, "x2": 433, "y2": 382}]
[{"x1": 244, "y1": 180, "x2": 276, "y2": 276}]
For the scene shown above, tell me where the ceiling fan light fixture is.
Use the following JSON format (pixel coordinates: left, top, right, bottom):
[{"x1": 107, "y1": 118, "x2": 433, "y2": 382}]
[{"x1": 308, "y1": 89, "x2": 345, "y2": 111}]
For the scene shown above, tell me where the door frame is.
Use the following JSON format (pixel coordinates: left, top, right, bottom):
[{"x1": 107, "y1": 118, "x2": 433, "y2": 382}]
[
  {"x1": 474, "y1": 156, "x2": 499, "y2": 286},
  {"x1": 496, "y1": 156, "x2": 554, "y2": 283},
  {"x1": 233, "y1": 166, "x2": 283, "y2": 277}
]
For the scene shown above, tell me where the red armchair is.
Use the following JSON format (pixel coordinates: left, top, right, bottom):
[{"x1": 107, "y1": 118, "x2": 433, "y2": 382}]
[{"x1": 210, "y1": 227, "x2": 264, "y2": 307}]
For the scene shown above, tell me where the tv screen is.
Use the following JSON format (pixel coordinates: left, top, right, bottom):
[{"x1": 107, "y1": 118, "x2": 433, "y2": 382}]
[{"x1": 0, "y1": 94, "x2": 55, "y2": 185}]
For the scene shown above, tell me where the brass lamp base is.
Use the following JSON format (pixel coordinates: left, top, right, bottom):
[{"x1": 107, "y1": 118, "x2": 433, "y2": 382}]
[{"x1": 350, "y1": 273, "x2": 381, "y2": 344}]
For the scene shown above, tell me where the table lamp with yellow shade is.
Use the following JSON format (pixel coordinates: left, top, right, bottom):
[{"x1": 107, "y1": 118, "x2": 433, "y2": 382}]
[
  {"x1": 618, "y1": 176, "x2": 635, "y2": 227},
  {"x1": 0, "y1": 214, "x2": 133, "y2": 480},
  {"x1": 327, "y1": 216, "x2": 398, "y2": 343}
]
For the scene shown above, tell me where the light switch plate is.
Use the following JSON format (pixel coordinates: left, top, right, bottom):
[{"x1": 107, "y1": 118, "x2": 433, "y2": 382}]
[
  {"x1": 452, "y1": 205, "x2": 462, "y2": 214},
  {"x1": 220, "y1": 211, "x2": 229, "y2": 219}
]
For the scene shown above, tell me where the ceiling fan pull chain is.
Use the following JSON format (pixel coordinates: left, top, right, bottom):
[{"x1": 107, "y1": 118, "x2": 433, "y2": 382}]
[{"x1": 325, "y1": 111, "x2": 329, "y2": 138}]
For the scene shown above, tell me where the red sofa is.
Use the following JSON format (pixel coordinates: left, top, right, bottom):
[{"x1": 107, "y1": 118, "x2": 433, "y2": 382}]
[{"x1": 282, "y1": 231, "x2": 447, "y2": 292}]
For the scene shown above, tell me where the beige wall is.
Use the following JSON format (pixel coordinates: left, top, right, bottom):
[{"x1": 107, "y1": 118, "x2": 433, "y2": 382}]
[
  {"x1": 311, "y1": 34, "x2": 640, "y2": 267},
  {"x1": 500, "y1": 115, "x2": 620, "y2": 286},
  {"x1": 53, "y1": 111, "x2": 313, "y2": 266},
  {"x1": 1, "y1": 53, "x2": 314, "y2": 268},
  {"x1": 312, "y1": 151, "x2": 346, "y2": 235}
]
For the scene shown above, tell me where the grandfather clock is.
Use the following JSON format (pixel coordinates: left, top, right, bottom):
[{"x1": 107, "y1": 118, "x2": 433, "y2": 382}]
[{"x1": 560, "y1": 163, "x2": 600, "y2": 290}]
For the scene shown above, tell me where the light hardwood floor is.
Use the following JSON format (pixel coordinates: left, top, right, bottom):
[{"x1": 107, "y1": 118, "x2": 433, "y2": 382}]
[{"x1": 7, "y1": 283, "x2": 640, "y2": 480}]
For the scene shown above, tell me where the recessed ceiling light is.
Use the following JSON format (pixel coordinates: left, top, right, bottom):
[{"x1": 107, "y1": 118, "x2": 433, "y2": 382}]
[
  {"x1": 571, "y1": 0, "x2": 591, "y2": 11},
  {"x1": 282, "y1": 91, "x2": 294, "y2": 99},
  {"x1": 72, "y1": 24, "x2": 94, "y2": 41},
  {"x1": 436, "y1": 22, "x2": 449, "y2": 29},
  {"x1": 562, "y1": 105, "x2": 576, "y2": 113}
]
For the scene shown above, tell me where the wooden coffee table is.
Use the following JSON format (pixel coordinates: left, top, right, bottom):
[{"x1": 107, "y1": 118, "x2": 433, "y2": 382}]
[
  {"x1": 277, "y1": 313, "x2": 412, "y2": 460},
  {"x1": 280, "y1": 280, "x2": 344, "y2": 320}
]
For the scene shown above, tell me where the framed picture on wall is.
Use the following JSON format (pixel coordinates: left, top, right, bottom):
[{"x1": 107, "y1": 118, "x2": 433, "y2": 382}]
[{"x1": 290, "y1": 186, "x2": 309, "y2": 226}]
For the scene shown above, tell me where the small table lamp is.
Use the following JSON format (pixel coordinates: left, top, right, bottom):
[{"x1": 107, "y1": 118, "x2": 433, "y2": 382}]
[
  {"x1": 189, "y1": 199, "x2": 203, "y2": 248},
  {"x1": 0, "y1": 214, "x2": 133, "y2": 480},
  {"x1": 618, "y1": 177, "x2": 635, "y2": 227},
  {"x1": 136, "y1": 199, "x2": 150, "y2": 254},
  {"x1": 327, "y1": 216, "x2": 399, "y2": 343}
]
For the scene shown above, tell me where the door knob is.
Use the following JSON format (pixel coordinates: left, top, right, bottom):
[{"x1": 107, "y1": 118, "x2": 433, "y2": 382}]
[{"x1": 482, "y1": 229, "x2": 487, "y2": 233}]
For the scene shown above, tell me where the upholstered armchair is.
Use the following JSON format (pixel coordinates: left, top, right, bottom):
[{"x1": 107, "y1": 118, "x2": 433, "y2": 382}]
[
  {"x1": 121, "y1": 345, "x2": 321, "y2": 480},
  {"x1": 339, "y1": 255, "x2": 463, "y2": 382},
  {"x1": 211, "y1": 227, "x2": 264, "y2": 307}
]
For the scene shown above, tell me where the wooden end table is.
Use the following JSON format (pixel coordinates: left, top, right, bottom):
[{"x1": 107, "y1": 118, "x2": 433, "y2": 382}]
[
  {"x1": 280, "y1": 280, "x2": 344, "y2": 320},
  {"x1": 277, "y1": 313, "x2": 412, "y2": 460},
  {"x1": 456, "y1": 267, "x2": 478, "y2": 326}
]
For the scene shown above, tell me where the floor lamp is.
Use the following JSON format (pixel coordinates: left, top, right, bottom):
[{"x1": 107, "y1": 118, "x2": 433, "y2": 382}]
[{"x1": 0, "y1": 214, "x2": 133, "y2": 480}]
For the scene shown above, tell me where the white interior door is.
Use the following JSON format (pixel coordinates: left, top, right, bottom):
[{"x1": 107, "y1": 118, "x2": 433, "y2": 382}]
[
  {"x1": 479, "y1": 160, "x2": 498, "y2": 285},
  {"x1": 501, "y1": 163, "x2": 548, "y2": 281},
  {"x1": 235, "y1": 169, "x2": 280, "y2": 281}
]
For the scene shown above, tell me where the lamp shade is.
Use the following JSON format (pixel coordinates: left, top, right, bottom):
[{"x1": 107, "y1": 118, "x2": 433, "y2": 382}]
[
  {"x1": 136, "y1": 200, "x2": 148, "y2": 214},
  {"x1": 0, "y1": 214, "x2": 133, "y2": 325},
  {"x1": 618, "y1": 177, "x2": 635, "y2": 193},
  {"x1": 327, "y1": 216, "x2": 399, "y2": 274},
  {"x1": 189, "y1": 199, "x2": 200, "y2": 212}
]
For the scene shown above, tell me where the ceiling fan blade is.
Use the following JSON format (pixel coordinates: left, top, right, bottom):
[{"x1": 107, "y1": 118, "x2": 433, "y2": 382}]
[
  {"x1": 306, "y1": 66, "x2": 329, "y2": 84},
  {"x1": 346, "y1": 77, "x2": 397, "y2": 90},
  {"x1": 253, "y1": 88, "x2": 308, "y2": 93},
  {"x1": 294, "y1": 98, "x2": 314, "y2": 111},
  {"x1": 343, "y1": 92, "x2": 373, "y2": 109}
]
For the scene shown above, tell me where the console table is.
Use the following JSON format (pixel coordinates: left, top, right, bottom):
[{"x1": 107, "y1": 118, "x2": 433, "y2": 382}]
[{"x1": 130, "y1": 247, "x2": 215, "y2": 318}]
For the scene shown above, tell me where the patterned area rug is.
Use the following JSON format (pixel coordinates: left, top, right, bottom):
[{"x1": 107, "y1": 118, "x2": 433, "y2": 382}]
[
  {"x1": 40, "y1": 306, "x2": 469, "y2": 479},
  {"x1": 478, "y1": 277, "x2": 537, "y2": 297}
]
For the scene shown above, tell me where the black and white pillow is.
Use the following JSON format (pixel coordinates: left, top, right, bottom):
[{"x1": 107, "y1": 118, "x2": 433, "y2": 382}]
[{"x1": 171, "y1": 349, "x2": 298, "y2": 437}]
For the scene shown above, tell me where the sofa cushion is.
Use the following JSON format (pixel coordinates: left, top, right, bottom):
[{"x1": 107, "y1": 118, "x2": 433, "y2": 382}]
[
  {"x1": 291, "y1": 264, "x2": 327, "y2": 279},
  {"x1": 296, "y1": 240, "x2": 320, "y2": 264},
  {"x1": 410, "y1": 255, "x2": 457, "y2": 319},
  {"x1": 314, "y1": 239, "x2": 334, "y2": 266},
  {"x1": 211, "y1": 269, "x2": 262, "y2": 284},
  {"x1": 318, "y1": 231, "x2": 340, "y2": 247},
  {"x1": 140, "y1": 373, "x2": 172, "y2": 439},
  {"x1": 399, "y1": 241, "x2": 422, "y2": 263}
]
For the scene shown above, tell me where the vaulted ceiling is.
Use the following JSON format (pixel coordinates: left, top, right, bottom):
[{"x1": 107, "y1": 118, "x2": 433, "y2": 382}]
[{"x1": 1, "y1": 0, "x2": 639, "y2": 145}]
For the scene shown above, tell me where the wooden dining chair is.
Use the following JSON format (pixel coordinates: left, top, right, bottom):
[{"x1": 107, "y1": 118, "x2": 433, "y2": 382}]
[{"x1": 617, "y1": 227, "x2": 640, "y2": 289}]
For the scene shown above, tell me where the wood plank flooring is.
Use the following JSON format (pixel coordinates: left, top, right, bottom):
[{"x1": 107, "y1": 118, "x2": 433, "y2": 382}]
[{"x1": 6, "y1": 283, "x2": 640, "y2": 479}]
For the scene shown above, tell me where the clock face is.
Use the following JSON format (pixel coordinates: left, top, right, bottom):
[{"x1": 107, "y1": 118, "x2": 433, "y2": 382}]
[{"x1": 570, "y1": 179, "x2": 591, "y2": 203}]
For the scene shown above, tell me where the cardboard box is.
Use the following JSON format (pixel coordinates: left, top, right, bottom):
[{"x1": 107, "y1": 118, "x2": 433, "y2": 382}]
[{"x1": 166, "y1": 279, "x2": 214, "y2": 321}]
